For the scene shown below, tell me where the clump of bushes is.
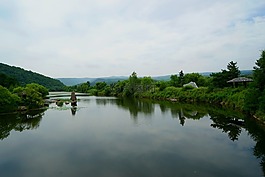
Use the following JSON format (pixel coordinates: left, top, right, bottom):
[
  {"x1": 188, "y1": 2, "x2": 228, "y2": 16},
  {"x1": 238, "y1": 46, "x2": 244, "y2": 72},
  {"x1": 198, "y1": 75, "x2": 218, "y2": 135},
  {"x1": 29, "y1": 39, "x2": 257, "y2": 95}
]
[
  {"x1": 0, "y1": 83, "x2": 49, "y2": 113},
  {"x1": 0, "y1": 86, "x2": 20, "y2": 113}
]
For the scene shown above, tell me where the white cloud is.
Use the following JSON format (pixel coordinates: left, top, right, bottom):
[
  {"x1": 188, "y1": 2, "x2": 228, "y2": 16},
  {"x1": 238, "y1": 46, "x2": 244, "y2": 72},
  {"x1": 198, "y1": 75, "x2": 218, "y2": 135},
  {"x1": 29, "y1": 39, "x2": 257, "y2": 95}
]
[{"x1": 0, "y1": 0, "x2": 265, "y2": 77}]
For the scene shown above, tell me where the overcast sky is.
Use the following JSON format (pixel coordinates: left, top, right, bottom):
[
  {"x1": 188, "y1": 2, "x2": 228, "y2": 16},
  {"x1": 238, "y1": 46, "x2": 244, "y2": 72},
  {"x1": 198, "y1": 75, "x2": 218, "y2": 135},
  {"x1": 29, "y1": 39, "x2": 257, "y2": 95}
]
[{"x1": 1, "y1": 0, "x2": 265, "y2": 78}]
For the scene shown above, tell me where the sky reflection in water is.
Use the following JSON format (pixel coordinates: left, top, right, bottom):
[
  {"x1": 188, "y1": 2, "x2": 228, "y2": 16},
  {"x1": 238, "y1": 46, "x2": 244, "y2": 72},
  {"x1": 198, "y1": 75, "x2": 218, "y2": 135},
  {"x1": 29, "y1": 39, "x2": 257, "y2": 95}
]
[{"x1": 0, "y1": 96, "x2": 264, "y2": 177}]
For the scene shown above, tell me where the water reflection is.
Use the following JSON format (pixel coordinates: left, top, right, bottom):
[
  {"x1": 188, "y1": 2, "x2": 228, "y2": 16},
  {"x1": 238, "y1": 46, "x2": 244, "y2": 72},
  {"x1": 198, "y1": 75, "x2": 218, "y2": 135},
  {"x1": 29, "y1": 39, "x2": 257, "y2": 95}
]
[
  {"x1": 115, "y1": 98, "x2": 155, "y2": 118},
  {"x1": 1, "y1": 97, "x2": 265, "y2": 176},
  {"x1": 93, "y1": 97, "x2": 265, "y2": 175},
  {"x1": 159, "y1": 103, "x2": 208, "y2": 126},
  {"x1": 0, "y1": 109, "x2": 46, "y2": 140},
  {"x1": 114, "y1": 98, "x2": 208, "y2": 126},
  {"x1": 71, "y1": 107, "x2": 77, "y2": 115},
  {"x1": 245, "y1": 117, "x2": 265, "y2": 174},
  {"x1": 209, "y1": 112, "x2": 244, "y2": 141}
]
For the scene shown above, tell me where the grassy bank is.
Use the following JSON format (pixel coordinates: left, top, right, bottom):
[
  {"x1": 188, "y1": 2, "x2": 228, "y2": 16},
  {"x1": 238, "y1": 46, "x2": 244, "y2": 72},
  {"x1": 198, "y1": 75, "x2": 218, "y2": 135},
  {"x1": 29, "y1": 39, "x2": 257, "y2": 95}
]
[{"x1": 138, "y1": 87, "x2": 265, "y2": 122}]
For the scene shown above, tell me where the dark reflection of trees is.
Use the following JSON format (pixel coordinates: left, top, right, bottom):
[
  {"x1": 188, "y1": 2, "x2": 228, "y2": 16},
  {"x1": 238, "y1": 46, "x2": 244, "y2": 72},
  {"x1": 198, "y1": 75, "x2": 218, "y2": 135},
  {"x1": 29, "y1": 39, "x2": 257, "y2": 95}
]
[
  {"x1": 95, "y1": 98, "x2": 155, "y2": 124},
  {"x1": 115, "y1": 98, "x2": 154, "y2": 123},
  {"x1": 114, "y1": 98, "x2": 209, "y2": 126},
  {"x1": 96, "y1": 98, "x2": 208, "y2": 125},
  {"x1": 159, "y1": 102, "x2": 208, "y2": 126},
  {"x1": 96, "y1": 99, "x2": 108, "y2": 106},
  {"x1": 0, "y1": 109, "x2": 45, "y2": 140},
  {"x1": 209, "y1": 111, "x2": 243, "y2": 141},
  {"x1": 207, "y1": 108, "x2": 265, "y2": 175},
  {"x1": 243, "y1": 118, "x2": 265, "y2": 176},
  {"x1": 94, "y1": 97, "x2": 265, "y2": 175}
]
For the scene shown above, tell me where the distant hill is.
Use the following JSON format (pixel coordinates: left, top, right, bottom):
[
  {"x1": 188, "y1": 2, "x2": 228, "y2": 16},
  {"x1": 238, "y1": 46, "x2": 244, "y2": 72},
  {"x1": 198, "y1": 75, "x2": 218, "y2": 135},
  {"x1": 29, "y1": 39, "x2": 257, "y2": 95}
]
[
  {"x1": 58, "y1": 78, "x2": 95, "y2": 86},
  {"x1": 240, "y1": 70, "x2": 253, "y2": 76},
  {"x1": 58, "y1": 70, "x2": 253, "y2": 86},
  {"x1": 58, "y1": 76, "x2": 128, "y2": 86},
  {"x1": 0, "y1": 63, "x2": 65, "y2": 91}
]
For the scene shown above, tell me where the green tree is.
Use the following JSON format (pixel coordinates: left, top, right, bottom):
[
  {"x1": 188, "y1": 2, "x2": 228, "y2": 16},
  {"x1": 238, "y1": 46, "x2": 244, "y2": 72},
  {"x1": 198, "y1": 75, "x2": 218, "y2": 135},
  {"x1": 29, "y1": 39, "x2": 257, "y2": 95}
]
[
  {"x1": 170, "y1": 74, "x2": 179, "y2": 87},
  {"x1": 156, "y1": 81, "x2": 168, "y2": 91},
  {"x1": 183, "y1": 73, "x2": 207, "y2": 86},
  {"x1": 86, "y1": 81, "x2": 91, "y2": 88},
  {"x1": 125, "y1": 72, "x2": 140, "y2": 96},
  {"x1": 140, "y1": 76, "x2": 154, "y2": 92},
  {"x1": 210, "y1": 61, "x2": 240, "y2": 88},
  {"x1": 95, "y1": 82, "x2": 107, "y2": 91},
  {"x1": 0, "y1": 73, "x2": 19, "y2": 89},
  {"x1": 113, "y1": 80, "x2": 128, "y2": 96},
  {"x1": 179, "y1": 70, "x2": 184, "y2": 86},
  {"x1": 77, "y1": 83, "x2": 90, "y2": 93},
  {"x1": 26, "y1": 83, "x2": 49, "y2": 98},
  {"x1": 0, "y1": 86, "x2": 20, "y2": 113},
  {"x1": 253, "y1": 50, "x2": 265, "y2": 92},
  {"x1": 210, "y1": 72, "x2": 228, "y2": 88},
  {"x1": 13, "y1": 84, "x2": 47, "y2": 109},
  {"x1": 226, "y1": 61, "x2": 240, "y2": 79},
  {"x1": 103, "y1": 85, "x2": 112, "y2": 96}
]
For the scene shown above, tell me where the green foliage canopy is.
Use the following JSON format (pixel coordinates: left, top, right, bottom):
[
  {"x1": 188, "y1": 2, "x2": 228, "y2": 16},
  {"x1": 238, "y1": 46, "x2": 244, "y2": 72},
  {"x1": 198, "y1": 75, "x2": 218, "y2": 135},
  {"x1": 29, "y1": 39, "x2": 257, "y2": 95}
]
[
  {"x1": 0, "y1": 86, "x2": 20, "y2": 113},
  {"x1": 13, "y1": 83, "x2": 48, "y2": 109},
  {"x1": 0, "y1": 73, "x2": 19, "y2": 89},
  {"x1": 253, "y1": 50, "x2": 265, "y2": 92},
  {"x1": 210, "y1": 61, "x2": 240, "y2": 88}
]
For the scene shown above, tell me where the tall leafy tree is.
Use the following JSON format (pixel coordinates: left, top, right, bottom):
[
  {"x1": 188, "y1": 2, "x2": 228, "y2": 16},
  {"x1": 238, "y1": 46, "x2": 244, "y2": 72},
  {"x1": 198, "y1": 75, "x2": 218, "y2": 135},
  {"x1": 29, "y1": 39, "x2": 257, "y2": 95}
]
[
  {"x1": 226, "y1": 61, "x2": 240, "y2": 79},
  {"x1": 140, "y1": 76, "x2": 154, "y2": 92},
  {"x1": 13, "y1": 84, "x2": 47, "y2": 109},
  {"x1": 125, "y1": 72, "x2": 140, "y2": 96},
  {"x1": 170, "y1": 74, "x2": 179, "y2": 87},
  {"x1": 252, "y1": 50, "x2": 265, "y2": 112},
  {"x1": 210, "y1": 61, "x2": 240, "y2": 88},
  {"x1": 0, "y1": 86, "x2": 20, "y2": 112},
  {"x1": 179, "y1": 70, "x2": 184, "y2": 86},
  {"x1": 210, "y1": 72, "x2": 228, "y2": 88},
  {"x1": 253, "y1": 50, "x2": 265, "y2": 92}
]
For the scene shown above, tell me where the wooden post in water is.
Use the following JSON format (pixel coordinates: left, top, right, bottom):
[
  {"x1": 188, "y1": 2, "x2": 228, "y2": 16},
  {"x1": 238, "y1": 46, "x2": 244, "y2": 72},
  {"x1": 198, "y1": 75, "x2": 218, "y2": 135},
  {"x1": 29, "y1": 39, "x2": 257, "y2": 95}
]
[{"x1": 71, "y1": 92, "x2": 77, "y2": 107}]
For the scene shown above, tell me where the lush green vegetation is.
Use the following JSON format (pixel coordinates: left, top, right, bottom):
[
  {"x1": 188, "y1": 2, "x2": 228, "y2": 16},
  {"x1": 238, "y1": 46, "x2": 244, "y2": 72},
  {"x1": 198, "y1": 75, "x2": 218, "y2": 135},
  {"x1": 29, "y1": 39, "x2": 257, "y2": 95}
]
[
  {"x1": 0, "y1": 83, "x2": 49, "y2": 113},
  {"x1": 0, "y1": 73, "x2": 19, "y2": 89},
  {"x1": 0, "y1": 65, "x2": 51, "y2": 113},
  {"x1": 0, "y1": 86, "x2": 20, "y2": 113},
  {"x1": 66, "y1": 50, "x2": 265, "y2": 122},
  {"x1": 0, "y1": 63, "x2": 65, "y2": 91},
  {"x1": 1, "y1": 51, "x2": 264, "y2": 121}
]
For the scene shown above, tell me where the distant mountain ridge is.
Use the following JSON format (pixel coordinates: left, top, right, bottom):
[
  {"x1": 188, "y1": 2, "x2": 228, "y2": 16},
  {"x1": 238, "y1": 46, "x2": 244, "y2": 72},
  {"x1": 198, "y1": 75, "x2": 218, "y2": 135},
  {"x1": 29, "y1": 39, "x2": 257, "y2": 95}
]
[
  {"x1": 58, "y1": 76, "x2": 128, "y2": 86},
  {"x1": 0, "y1": 63, "x2": 65, "y2": 90},
  {"x1": 58, "y1": 70, "x2": 253, "y2": 86}
]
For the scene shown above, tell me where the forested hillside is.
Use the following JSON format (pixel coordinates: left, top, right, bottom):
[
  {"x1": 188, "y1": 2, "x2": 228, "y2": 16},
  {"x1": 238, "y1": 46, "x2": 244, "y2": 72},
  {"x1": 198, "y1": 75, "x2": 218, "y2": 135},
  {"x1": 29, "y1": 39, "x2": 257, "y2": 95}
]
[{"x1": 0, "y1": 63, "x2": 65, "y2": 91}]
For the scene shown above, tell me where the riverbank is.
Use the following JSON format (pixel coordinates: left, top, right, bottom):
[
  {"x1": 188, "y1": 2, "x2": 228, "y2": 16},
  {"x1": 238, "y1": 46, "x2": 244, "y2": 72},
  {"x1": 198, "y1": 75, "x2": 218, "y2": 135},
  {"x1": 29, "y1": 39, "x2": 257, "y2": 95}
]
[{"x1": 136, "y1": 86, "x2": 265, "y2": 123}]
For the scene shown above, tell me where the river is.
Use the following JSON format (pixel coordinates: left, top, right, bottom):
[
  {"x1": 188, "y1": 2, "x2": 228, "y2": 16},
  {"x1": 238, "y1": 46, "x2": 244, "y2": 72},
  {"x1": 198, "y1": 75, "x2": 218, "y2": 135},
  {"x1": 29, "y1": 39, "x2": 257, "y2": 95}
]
[{"x1": 0, "y1": 94, "x2": 264, "y2": 177}]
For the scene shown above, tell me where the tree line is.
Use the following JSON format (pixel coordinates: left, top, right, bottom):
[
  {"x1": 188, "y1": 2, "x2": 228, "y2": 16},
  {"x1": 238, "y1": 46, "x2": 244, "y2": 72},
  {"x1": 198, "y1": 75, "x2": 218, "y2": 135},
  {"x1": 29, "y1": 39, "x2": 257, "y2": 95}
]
[
  {"x1": 66, "y1": 50, "x2": 265, "y2": 121},
  {"x1": 1, "y1": 50, "x2": 264, "y2": 120}
]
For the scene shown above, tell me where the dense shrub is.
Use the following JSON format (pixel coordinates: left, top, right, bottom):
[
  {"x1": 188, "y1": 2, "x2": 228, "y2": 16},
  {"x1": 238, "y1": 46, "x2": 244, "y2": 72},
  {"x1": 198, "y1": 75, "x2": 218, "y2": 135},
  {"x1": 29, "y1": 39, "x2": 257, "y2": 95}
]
[
  {"x1": 12, "y1": 83, "x2": 48, "y2": 109},
  {"x1": 13, "y1": 86, "x2": 44, "y2": 109},
  {"x1": 0, "y1": 86, "x2": 20, "y2": 113}
]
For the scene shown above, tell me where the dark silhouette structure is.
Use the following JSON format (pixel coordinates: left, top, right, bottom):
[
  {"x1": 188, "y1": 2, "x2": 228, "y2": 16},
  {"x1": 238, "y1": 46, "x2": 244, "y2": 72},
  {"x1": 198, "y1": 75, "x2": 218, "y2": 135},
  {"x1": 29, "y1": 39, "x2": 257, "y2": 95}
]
[{"x1": 71, "y1": 92, "x2": 77, "y2": 107}]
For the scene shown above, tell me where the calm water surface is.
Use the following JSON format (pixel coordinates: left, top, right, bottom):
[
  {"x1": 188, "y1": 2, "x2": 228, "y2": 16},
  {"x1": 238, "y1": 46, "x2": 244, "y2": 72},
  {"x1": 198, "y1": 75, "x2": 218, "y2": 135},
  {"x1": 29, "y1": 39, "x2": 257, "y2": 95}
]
[{"x1": 0, "y1": 95, "x2": 265, "y2": 177}]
